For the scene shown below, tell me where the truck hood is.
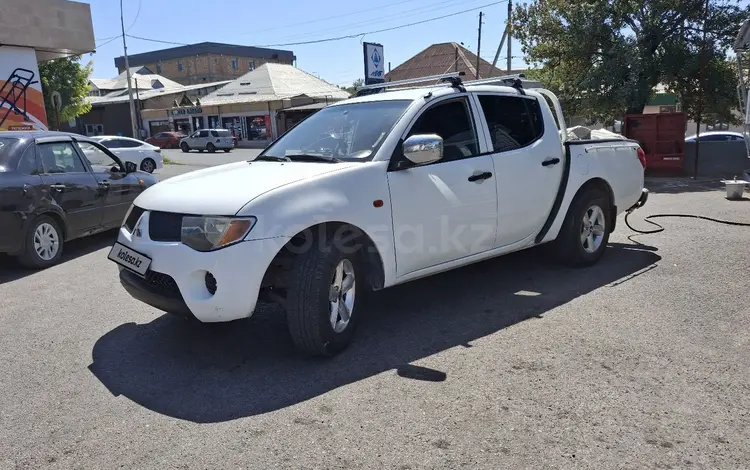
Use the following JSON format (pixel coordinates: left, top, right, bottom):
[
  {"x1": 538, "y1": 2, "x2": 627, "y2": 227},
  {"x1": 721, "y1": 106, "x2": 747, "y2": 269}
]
[{"x1": 134, "y1": 160, "x2": 356, "y2": 215}]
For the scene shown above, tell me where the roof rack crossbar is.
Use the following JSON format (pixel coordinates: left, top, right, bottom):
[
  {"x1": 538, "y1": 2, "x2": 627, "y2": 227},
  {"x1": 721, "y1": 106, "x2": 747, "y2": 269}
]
[{"x1": 356, "y1": 72, "x2": 466, "y2": 92}]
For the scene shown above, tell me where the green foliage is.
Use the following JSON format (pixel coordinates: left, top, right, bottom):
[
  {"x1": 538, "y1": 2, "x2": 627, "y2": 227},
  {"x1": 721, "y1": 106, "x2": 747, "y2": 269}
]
[
  {"x1": 38, "y1": 56, "x2": 93, "y2": 129},
  {"x1": 513, "y1": 0, "x2": 749, "y2": 124},
  {"x1": 341, "y1": 78, "x2": 364, "y2": 95}
]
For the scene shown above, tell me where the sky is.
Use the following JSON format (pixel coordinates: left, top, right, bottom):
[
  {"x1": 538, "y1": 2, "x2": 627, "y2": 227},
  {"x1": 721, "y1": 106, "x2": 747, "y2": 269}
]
[{"x1": 85, "y1": 0, "x2": 528, "y2": 85}]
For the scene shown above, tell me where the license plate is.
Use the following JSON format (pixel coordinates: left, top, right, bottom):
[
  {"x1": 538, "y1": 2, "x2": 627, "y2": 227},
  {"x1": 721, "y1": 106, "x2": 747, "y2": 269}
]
[{"x1": 108, "y1": 242, "x2": 152, "y2": 276}]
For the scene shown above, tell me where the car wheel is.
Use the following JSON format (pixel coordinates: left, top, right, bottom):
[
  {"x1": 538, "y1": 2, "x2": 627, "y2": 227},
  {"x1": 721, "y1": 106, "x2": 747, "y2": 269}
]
[
  {"x1": 141, "y1": 158, "x2": 156, "y2": 173},
  {"x1": 18, "y1": 215, "x2": 64, "y2": 269},
  {"x1": 286, "y1": 233, "x2": 362, "y2": 356},
  {"x1": 223, "y1": 149, "x2": 231, "y2": 153},
  {"x1": 206, "y1": 143, "x2": 216, "y2": 153},
  {"x1": 180, "y1": 142, "x2": 190, "y2": 153},
  {"x1": 554, "y1": 187, "x2": 611, "y2": 267}
]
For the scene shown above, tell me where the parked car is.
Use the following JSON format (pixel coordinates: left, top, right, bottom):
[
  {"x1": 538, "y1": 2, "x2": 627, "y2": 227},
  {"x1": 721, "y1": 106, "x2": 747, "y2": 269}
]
[
  {"x1": 110, "y1": 75, "x2": 648, "y2": 356},
  {"x1": 179, "y1": 129, "x2": 234, "y2": 153},
  {"x1": 89, "y1": 136, "x2": 163, "y2": 173},
  {"x1": 685, "y1": 131, "x2": 745, "y2": 142},
  {"x1": 0, "y1": 131, "x2": 158, "y2": 268},
  {"x1": 145, "y1": 131, "x2": 185, "y2": 149}
]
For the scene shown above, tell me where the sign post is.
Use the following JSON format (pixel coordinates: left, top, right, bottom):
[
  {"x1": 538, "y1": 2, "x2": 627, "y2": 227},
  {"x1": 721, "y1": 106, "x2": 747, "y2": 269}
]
[{"x1": 363, "y1": 42, "x2": 385, "y2": 85}]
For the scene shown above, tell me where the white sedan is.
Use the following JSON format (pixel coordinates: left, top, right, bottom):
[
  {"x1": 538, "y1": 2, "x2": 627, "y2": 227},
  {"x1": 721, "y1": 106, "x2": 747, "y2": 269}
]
[{"x1": 89, "y1": 136, "x2": 163, "y2": 173}]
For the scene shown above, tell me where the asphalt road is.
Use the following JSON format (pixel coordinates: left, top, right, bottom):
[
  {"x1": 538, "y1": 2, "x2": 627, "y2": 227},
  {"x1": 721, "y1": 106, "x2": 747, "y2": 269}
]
[{"x1": 1, "y1": 173, "x2": 749, "y2": 469}]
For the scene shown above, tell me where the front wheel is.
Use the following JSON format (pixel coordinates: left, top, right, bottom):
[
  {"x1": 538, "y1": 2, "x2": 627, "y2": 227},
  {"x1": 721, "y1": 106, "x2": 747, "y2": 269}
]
[
  {"x1": 286, "y1": 235, "x2": 362, "y2": 356},
  {"x1": 180, "y1": 143, "x2": 190, "y2": 153},
  {"x1": 140, "y1": 158, "x2": 156, "y2": 173},
  {"x1": 553, "y1": 187, "x2": 611, "y2": 267},
  {"x1": 18, "y1": 215, "x2": 64, "y2": 269}
]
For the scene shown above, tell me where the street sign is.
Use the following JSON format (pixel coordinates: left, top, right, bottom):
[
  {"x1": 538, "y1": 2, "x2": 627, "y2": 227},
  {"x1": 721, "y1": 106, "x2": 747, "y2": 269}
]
[{"x1": 363, "y1": 42, "x2": 385, "y2": 85}]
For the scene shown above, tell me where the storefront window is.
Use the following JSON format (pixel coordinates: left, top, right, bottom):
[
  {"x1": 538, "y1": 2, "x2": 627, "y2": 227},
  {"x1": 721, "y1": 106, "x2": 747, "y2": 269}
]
[{"x1": 149, "y1": 120, "x2": 171, "y2": 136}]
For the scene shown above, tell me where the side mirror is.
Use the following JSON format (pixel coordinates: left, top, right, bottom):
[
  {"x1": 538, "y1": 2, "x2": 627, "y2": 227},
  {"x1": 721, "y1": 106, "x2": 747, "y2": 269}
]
[
  {"x1": 402, "y1": 134, "x2": 443, "y2": 166},
  {"x1": 124, "y1": 161, "x2": 138, "y2": 173}
]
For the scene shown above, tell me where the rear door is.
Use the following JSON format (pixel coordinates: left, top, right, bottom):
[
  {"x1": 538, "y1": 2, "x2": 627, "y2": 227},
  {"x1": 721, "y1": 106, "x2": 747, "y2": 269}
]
[
  {"x1": 100, "y1": 138, "x2": 143, "y2": 167},
  {"x1": 473, "y1": 93, "x2": 564, "y2": 247},
  {"x1": 211, "y1": 129, "x2": 234, "y2": 147},
  {"x1": 0, "y1": 141, "x2": 43, "y2": 253},
  {"x1": 37, "y1": 140, "x2": 103, "y2": 236},
  {"x1": 75, "y1": 140, "x2": 143, "y2": 228}
]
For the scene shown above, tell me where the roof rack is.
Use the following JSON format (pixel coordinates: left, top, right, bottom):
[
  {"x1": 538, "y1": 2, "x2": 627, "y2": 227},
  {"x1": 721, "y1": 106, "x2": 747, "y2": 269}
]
[
  {"x1": 354, "y1": 72, "x2": 540, "y2": 97},
  {"x1": 355, "y1": 72, "x2": 466, "y2": 96}
]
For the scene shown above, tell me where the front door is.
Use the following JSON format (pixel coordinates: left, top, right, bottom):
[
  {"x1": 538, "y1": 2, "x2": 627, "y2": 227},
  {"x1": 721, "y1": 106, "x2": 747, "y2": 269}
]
[
  {"x1": 474, "y1": 93, "x2": 564, "y2": 247},
  {"x1": 388, "y1": 97, "x2": 498, "y2": 277},
  {"x1": 37, "y1": 141, "x2": 102, "y2": 236},
  {"x1": 75, "y1": 141, "x2": 143, "y2": 228}
]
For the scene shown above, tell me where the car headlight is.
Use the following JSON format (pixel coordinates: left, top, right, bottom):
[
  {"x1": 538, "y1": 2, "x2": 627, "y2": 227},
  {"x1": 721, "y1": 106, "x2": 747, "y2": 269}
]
[{"x1": 181, "y1": 216, "x2": 257, "y2": 252}]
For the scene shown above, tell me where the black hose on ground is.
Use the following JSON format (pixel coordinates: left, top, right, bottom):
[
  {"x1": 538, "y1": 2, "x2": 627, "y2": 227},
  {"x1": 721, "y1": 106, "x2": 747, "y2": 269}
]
[{"x1": 624, "y1": 211, "x2": 750, "y2": 234}]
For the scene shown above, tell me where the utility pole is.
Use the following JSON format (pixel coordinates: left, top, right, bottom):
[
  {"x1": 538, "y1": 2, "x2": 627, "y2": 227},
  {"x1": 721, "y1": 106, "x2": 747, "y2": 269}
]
[
  {"x1": 476, "y1": 11, "x2": 483, "y2": 79},
  {"x1": 507, "y1": 0, "x2": 512, "y2": 73},
  {"x1": 120, "y1": 0, "x2": 138, "y2": 138}
]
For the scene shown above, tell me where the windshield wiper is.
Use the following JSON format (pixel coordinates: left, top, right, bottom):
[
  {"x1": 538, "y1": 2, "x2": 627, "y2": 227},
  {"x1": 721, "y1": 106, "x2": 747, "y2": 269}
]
[
  {"x1": 285, "y1": 153, "x2": 340, "y2": 163},
  {"x1": 254, "y1": 155, "x2": 291, "y2": 162}
]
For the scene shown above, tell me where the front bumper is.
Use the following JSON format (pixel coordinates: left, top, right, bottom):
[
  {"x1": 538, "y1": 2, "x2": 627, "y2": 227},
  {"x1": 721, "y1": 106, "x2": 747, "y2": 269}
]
[
  {"x1": 115, "y1": 213, "x2": 290, "y2": 322},
  {"x1": 627, "y1": 188, "x2": 649, "y2": 212}
]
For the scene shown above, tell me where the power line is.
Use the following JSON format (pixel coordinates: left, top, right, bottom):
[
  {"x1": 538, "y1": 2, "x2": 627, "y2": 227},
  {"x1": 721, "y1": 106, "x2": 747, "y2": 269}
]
[
  {"x1": 95, "y1": 0, "x2": 141, "y2": 47},
  {"x1": 123, "y1": 1, "x2": 504, "y2": 53},
  {"x1": 264, "y1": 0, "x2": 476, "y2": 44},
  {"x1": 261, "y1": 1, "x2": 506, "y2": 47},
  {"x1": 244, "y1": 0, "x2": 428, "y2": 36},
  {"x1": 96, "y1": 35, "x2": 122, "y2": 48}
]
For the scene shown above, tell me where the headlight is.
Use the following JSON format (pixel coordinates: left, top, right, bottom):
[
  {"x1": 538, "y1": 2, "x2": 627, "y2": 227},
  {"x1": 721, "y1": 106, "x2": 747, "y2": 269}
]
[{"x1": 181, "y1": 216, "x2": 256, "y2": 252}]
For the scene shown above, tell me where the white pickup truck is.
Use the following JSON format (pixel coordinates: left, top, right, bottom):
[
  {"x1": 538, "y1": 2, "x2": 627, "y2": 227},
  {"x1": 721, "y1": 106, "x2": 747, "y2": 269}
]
[{"x1": 109, "y1": 73, "x2": 649, "y2": 356}]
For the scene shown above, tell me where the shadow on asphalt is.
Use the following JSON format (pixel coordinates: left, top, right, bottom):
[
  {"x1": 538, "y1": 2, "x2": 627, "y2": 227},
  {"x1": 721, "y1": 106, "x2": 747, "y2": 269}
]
[
  {"x1": 0, "y1": 230, "x2": 117, "y2": 285},
  {"x1": 88, "y1": 242, "x2": 661, "y2": 423},
  {"x1": 645, "y1": 177, "x2": 728, "y2": 194}
]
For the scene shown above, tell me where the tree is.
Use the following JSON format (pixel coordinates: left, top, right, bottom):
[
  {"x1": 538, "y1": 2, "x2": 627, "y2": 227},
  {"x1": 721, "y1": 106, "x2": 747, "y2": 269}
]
[
  {"x1": 342, "y1": 78, "x2": 364, "y2": 95},
  {"x1": 512, "y1": 0, "x2": 749, "y2": 124},
  {"x1": 38, "y1": 56, "x2": 93, "y2": 130}
]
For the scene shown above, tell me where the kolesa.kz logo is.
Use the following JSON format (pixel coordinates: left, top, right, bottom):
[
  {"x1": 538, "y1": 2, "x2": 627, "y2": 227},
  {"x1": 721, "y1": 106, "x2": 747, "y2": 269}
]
[{"x1": 117, "y1": 249, "x2": 143, "y2": 268}]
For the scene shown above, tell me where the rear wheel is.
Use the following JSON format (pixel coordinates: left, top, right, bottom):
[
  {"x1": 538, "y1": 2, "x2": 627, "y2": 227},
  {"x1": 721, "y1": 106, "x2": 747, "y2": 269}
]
[
  {"x1": 140, "y1": 158, "x2": 156, "y2": 173},
  {"x1": 223, "y1": 149, "x2": 231, "y2": 153},
  {"x1": 180, "y1": 142, "x2": 190, "y2": 153},
  {"x1": 553, "y1": 187, "x2": 610, "y2": 267},
  {"x1": 206, "y1": 143, "x2": 216, "y2": 153},
  {"x1": 18, "y1": 215, "x2": 64, "y2": 269},
  {"x1": 286, "y1": 234, "x2": 362, "y2": 356}
]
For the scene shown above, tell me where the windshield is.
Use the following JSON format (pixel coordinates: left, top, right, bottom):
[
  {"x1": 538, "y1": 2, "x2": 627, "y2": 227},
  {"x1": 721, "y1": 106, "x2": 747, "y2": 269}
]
[{"x1": 262, "y1": 100, "x2": 411, "y2": 162}]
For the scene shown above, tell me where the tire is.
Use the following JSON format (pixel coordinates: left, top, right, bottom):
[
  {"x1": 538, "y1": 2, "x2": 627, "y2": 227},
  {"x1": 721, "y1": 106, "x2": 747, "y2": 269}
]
[
  {"x1": 553, "y1": 187, "x2": 611, "y2": 267},
  {"x1": 286, "y1": 233, "x2": 363, "y2": 356},
  {"x1": 18, "y1": 215, "x2": 64, "y2": 269},
  {"x1": 206, "y1": 143, "x2": 216, "y2": 153},
  {"x1": 140, "y1": 158, "x2": 156, "y2": 173},
  {"x1": 180, "y1": 143, "x2": 190, "y2": 153},
  {"x1": 223, "y1": 149, "x2": 231, "y2": 153}
]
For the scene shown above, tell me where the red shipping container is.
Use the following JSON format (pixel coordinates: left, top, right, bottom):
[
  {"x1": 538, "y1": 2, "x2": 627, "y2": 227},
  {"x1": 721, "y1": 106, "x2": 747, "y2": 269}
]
[{"x1": 623, "y1": 113, "x2": 686, "y2": 171}]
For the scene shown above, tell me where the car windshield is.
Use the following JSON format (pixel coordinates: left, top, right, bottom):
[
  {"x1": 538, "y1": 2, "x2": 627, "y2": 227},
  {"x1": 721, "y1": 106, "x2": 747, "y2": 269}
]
[{"x1": 261, "y1": 100, "x2": 411, "y2": 162}]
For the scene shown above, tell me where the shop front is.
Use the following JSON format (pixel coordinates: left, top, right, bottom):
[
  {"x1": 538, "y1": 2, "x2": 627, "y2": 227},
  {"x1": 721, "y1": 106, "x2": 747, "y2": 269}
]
[{"x1": 148, "y1": 119, "x2": 171, "y2": 135}]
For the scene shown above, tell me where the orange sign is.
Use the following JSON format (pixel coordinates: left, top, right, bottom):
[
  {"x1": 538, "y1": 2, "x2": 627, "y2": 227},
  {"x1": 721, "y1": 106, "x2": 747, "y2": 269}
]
[{"x1": 0, "y1": 46, "x2": 48, "y2": 132}]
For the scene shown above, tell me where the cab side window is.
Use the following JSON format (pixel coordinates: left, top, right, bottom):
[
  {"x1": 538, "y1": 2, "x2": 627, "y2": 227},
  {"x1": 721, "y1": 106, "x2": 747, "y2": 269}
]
[
  {"x1": 406, "y1": 98, "x2": 479, "y2": 162},
  {"x1": 199, "y1": 130, "x2": 210, "y2": 138},
  {"x1": 17, "y1": 144, "x2": 40, "y2": 175},
  {"x1": 38, "y1": 142, "x2": 88, "y2": 174},
  {"x1": 478, "y1": 95, "x2": 545, "y2": 153}
]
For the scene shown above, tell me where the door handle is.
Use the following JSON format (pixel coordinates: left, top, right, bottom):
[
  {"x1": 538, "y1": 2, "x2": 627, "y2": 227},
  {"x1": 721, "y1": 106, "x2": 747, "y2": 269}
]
[
  {"x1": 98, "y1": 181, "x2": 110, "y2": 189},
  {"x1": 49, "y1": 184, "x2": 66, "y2": 192},
  {"x1": 22, "y1": 184, "x2": 34, "y2": 197},
  {"x1": 542, "y1": 157, "x2": 561, "y2": 167},
  {"x1": 468, "y1": 171, "x2": 493, "y2": 182}
]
